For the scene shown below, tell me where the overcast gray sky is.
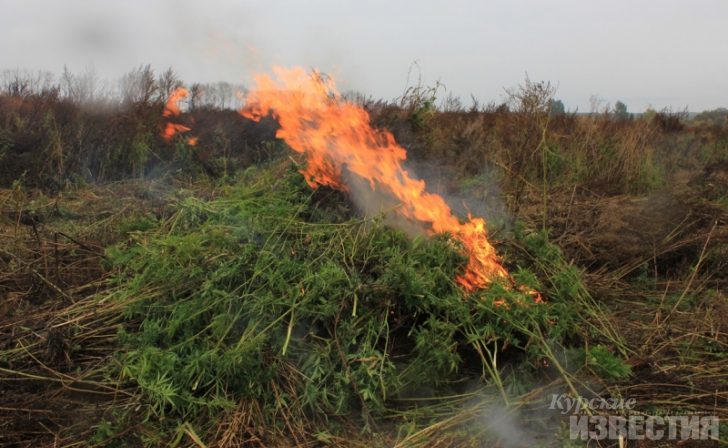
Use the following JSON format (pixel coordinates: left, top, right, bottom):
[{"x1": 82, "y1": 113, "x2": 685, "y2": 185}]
[{"x1": 1, "y1": 0, "x2": 726, "y2": 112}]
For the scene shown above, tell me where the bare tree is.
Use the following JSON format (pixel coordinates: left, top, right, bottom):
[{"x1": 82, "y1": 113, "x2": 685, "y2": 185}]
[
  {"x1": 589, "y1": 95, "x2": 609, "y2": 116},
  {"x1": 157, "y1": 67, "x2": 182, "y2": 103},
  {"x1": 60, "y1": 65, "x2": 75, "y2": 100},
  {"x1": 81, "y1": 61, "x2": 101, "y2": 102},
  {"x1": 60, "y1": 62, "x2": 109, "y2": 104},
  {"x1": 210, "y1": 81, "x2": 234, "y2": 109},
  {"x1": 120, "y1": 64, "x2": 157, "y2": 106},
  {"x1": 190, "y1": 81, "x2": 247, "y2": 109},
  {"x1": 188, "y1": 83, "x2": 204, "y2": 110}
]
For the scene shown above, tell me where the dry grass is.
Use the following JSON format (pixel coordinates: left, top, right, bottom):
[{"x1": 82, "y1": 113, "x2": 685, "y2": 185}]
[{"x1": 0, "y1": 181, "x2": 174, "y2": 447}]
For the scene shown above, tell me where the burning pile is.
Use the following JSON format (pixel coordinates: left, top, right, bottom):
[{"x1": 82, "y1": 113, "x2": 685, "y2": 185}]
[
  {"x1": 163, "y1": 66, "x2": 535, "y2": 294},
  {"x1": 240, "y1": 67, "x2": 508, "y2": 291}
]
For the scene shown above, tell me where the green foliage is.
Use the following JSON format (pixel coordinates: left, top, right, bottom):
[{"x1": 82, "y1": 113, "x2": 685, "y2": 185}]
[
  {"x1": 632, "y1": 150, "x2": 666, "y2": 193},
  {"x1": 640, "y1": 107, "x2": 657, "y2": 123},
  {"x1": 66, "y1": 172, "x2": 87, "y2": 190},
  {"x1": 581, "y1": 345, "x2": 631, "y2": 380},
  {"x1": 549, "y1": 99, "x2": 565, "y2": 116},
  {"x1": 613, "y1": 101, "x2": 633, "y2": 121},
  {"x1": 88, "y1": 410, "x2": 135, "y2": 447},
  {"x1": 131, "y1": 131, "x2": 153, "y2": 178},
  {"x1": 691, "y1": 107, "x2": 728, "y2": 127},
  {"x1": 405, "y1": 83, "x2": 441, "y2": 131},
  {"x1": 104, "y1": 167, "x2": 590, "y2": 438},
  {"x1": 117, "y1": 215, "x2": 158, "y2": 234},
  {"x1": 42, "y1": 111, "x2": 64, "y2": 179}
]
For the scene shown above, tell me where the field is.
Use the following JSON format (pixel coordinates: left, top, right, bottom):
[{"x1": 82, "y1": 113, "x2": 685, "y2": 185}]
[{"x1": 1, "y1": 68, "x2": 728, "y2": 447}]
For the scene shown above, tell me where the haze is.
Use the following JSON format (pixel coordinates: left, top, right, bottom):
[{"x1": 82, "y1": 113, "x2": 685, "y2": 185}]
[{"x1": 1, "y1": 0, "x2": 726, "y2": 112}]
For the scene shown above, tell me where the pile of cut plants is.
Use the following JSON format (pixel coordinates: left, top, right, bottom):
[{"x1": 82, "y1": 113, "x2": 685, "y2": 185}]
[{"x1": 1, "y1": 162, "x2": 628, "y2": 447}]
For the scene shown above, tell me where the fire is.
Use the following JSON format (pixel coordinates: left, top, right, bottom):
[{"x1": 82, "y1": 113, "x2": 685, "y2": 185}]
[
  {"x1": 163, "y1": 88, "x2": 189, "y2": 118},
  {"x1": 240, "y1": 66, "x2": 517, "y2": 293},
  {"x1": 161, "y1": 87, "x2": 197, "y2": 145}
]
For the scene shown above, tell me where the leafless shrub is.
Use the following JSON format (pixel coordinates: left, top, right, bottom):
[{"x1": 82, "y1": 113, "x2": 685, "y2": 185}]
[
  {"x1": 651, "y1": 106, "x2": 688, "y2": 133},
  {"x1": 440, "y1": 91, "x2": 464, "y2": 113},
  {"x1": 1, "y1": 68, "x2": 57, "y2": 97},
  {"x1": 504, "y1": 74, "x2": 556, "y2": 117}
]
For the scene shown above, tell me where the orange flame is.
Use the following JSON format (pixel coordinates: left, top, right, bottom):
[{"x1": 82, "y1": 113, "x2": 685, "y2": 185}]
[
  {"x1": 161, "y1": 88, "x2": 196, "y2": 145},
  {"x1": 240, "y1": 67, "x2": 516, "y2": 292},
  {"x1": 163, "y1": 88, "x2": 189, "y2": 117}
]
